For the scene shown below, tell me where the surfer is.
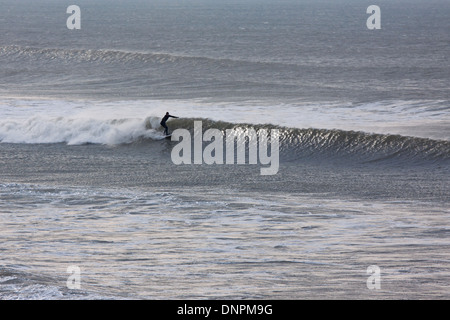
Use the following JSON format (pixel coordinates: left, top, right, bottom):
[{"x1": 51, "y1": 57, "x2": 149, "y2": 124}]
[{"x1": 160, "y1": 112, "x2": 178, "y2": 135}]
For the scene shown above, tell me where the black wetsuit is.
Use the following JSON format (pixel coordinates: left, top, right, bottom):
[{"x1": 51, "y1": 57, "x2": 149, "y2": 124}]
[{"x1": 160, "y1": 114, "x2": 178, "y2": 135}]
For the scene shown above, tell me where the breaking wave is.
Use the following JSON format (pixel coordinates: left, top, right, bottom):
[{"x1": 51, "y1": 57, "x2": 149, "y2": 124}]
[{"x1": 1, "y1": 116, "x2": 448, "y2": 166}]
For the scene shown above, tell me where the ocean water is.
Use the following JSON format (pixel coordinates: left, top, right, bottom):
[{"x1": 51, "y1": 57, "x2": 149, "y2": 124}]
[{"x1": 0, "y1": 0, "x2": 449, "y2": 299}]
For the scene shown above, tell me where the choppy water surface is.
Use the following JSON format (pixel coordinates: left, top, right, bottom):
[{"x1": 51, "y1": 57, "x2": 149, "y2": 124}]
[{"x1": 1, "y1": 0, "x2": 449, "y2": 299}]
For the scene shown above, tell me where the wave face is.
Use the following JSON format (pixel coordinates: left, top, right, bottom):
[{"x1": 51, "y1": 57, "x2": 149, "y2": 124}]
[
  {"x1": 166, "y1": 118, "x2": 450, "y2": 165},
  {"x1": 280, "y1": 126, "x2": 450, "y2": 165},
  {"x1": 1, "y1": 115, "x2": 448, "y2": 166}
]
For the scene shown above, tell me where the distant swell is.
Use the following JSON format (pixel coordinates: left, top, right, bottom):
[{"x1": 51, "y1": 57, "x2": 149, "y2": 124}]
[
  {"x1": 1, "y1": 116, "x2": 448, "y2": 166},
  {"x1": 0, "y1": 45, "x2": 257, "y2": 67},
  {"x1": 0, "y1": 45, "x2": 288, "y2": 99}
]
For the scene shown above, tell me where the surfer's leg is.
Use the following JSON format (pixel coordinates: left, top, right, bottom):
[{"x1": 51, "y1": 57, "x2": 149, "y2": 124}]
[{"x1": 161, "y1": 123, "x2": 168, "y2": 135}]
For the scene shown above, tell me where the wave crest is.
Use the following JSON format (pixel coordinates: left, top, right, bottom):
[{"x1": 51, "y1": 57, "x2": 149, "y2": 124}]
[
  {"x1": 153, "y1": 118, "x2": 450, "y2": 164},
  {"x1": 1, "y1": 116, "x2": 448, "y2": 165}
]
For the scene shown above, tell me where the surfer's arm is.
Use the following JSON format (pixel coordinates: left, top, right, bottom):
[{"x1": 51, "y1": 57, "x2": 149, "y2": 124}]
[{"x1": 169, "y1": 115, "x2": 179, "y2": 118}]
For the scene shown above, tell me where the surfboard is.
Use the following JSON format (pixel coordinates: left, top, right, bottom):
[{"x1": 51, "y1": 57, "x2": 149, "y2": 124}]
[{"x1": 154, "y1": 133, "x2": 172, "y2": 140}]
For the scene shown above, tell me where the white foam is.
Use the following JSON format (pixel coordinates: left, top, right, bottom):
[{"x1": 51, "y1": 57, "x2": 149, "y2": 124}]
[
  {"x1": 0, "y1": 99, "x2": 167, "y2": 144},
  {"x1": 0, "y1": 115, "x2": 163, "y2": 145},
  {"x1": 0, "y1": 98, "x2": 448, "y2": 144}
]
